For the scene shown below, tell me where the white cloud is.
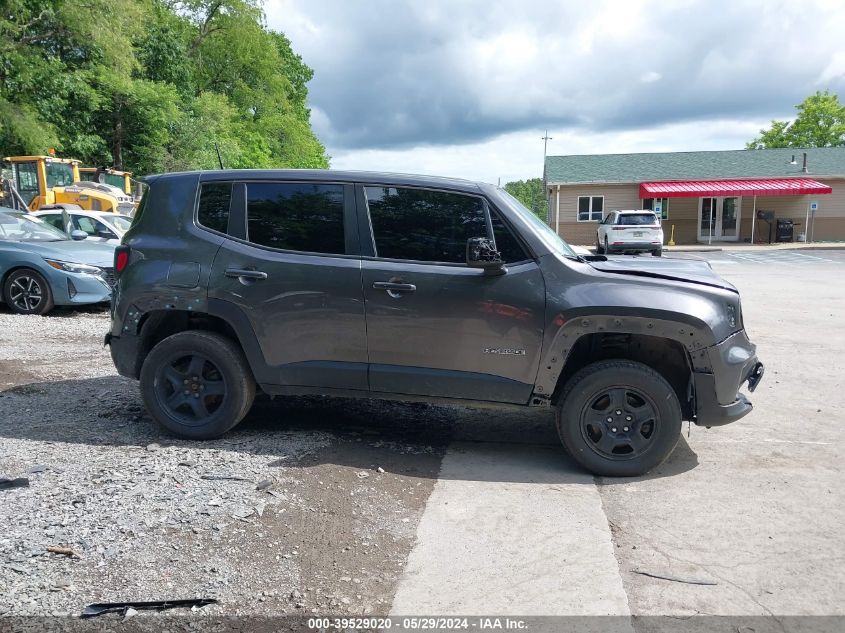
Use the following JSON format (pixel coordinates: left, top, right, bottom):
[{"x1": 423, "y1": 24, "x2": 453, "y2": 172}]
[
  {"x1": 329, "y1": 119, "x2": 765, "y2": 185},
  {"x1": 263, "y1": 0, "x2": 845, "y2": 176}
]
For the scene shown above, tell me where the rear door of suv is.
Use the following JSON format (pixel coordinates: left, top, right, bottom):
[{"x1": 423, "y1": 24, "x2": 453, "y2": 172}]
[
  {"x1": 205, "y1": 177, "x2": 368, "y2": 390},
  {"x1": 356, "y1": 183, "x2": 546, "y2": 404}
]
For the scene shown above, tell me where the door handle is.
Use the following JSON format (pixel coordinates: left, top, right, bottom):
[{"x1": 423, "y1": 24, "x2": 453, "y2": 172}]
[
  {"x1": 225, "y1": 268, "x2": 268, "y2": 280},
  {"x1": 373, "y1": 281, "x2": 416, "y2": 293}
]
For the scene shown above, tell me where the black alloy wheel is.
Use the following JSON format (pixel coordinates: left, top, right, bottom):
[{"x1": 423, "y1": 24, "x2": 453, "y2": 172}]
[
  {"x1": 154, "y1": 352, "x2": 227, "y2": 426},
  {"x1": 140, "y1": 330, "x2": 256, "y2": 439}
]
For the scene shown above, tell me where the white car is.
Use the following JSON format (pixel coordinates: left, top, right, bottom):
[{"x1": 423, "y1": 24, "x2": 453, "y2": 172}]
[
  {"x1": 596, "y1": 210, "x2": 664, "y2": 256},
  {"x1": 33, "y1": 210, "x2": 133, "y2": 245}
]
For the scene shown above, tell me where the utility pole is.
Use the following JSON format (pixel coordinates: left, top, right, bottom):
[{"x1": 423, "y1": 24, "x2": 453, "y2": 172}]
[{"x1": 541, "y1": 129, "x2": 552, "y2": 163}]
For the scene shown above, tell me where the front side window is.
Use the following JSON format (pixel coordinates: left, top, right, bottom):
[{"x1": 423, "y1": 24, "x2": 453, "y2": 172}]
[
  {"x1": 74, "y1": 216, "x2": 114, "y2": 237},
  {"x1": 246, "y1": 182, "x2": 345, "y2": 254},
  {"x1": 577, "y1": 196, "x2": 604, "y2": 222},
  {"x1": 490, "y1": 213, "x2": 529, "y2": 263},
  {"x1": 365, "y1": 186, "x2": 487, "y2": 263},
  {"x1": 197, "y1": 182, "x2": 232, "y2": 234}
]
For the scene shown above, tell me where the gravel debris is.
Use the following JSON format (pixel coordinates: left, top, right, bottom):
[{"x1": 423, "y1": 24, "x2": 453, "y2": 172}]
[{"x1": 0, "y1": 306, "x2": 446, "y2": 617}]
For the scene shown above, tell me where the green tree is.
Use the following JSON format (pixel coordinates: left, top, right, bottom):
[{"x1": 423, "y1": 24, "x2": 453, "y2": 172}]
[
  {"x1": 747, "y1": 91, "x2": 845, "y2": 149},
  {"x1": 504, "y1": 178, "x2": 546, "y2": 219},
  {"x1": 0, "y1": 0, "x2": 329, "y2": 174}
]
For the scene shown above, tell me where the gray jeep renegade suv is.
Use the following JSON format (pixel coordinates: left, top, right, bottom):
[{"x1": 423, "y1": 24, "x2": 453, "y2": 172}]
[{"x1": 107, "y1": 170, "x2": 764, "y2": 477}]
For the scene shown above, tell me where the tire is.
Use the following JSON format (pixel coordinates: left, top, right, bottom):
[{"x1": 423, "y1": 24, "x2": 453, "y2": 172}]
[
  {"x1": 140, "y1": 330, "x2": 256, "y2": 440},
  {"x1": 604, "y1": 236, "x2": 612, "y2": 255},
  {"x1": 596, "y1": 236, "x2": 605, "y2": 254},
  {"x1": 3, "y1": 268, "x2": 55, "y2": 315},
  {"x1": 556, "y1": 360, "x2": 681, "y2": 477},
  {"x1": 652, "y1": 248, "x2": 663, "y2": 257}
]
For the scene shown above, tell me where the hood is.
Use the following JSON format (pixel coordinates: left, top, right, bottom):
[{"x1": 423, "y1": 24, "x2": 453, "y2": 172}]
[
  {"x1": 12, "y1": 239, "x2": 116, "y2": 268},
  {"x1": 587, "y1": 255, "x2": 738, "y2": 293}
]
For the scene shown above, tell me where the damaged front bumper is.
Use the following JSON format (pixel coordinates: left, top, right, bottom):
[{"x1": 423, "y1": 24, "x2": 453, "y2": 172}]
[{"x1": 694, "y1": 330, "x2": 763, "y2": 427}]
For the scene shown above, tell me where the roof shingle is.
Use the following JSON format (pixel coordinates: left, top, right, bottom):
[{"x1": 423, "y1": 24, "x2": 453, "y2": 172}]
[{"x1": 544, "y1": 147, "x2": 845, "y2": 184}]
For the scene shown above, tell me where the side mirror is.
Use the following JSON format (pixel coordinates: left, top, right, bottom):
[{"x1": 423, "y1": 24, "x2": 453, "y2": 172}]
[
  {"x1": 466, "y1": 237, "x2": 505, "y2": 276},
  {"x1": 70, "y1": 229, "x2": 88, "y2": 241}
]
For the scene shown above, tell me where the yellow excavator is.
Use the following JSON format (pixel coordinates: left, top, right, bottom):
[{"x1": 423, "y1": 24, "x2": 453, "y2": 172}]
[
  {"x1": 1, "y1": 155, "x2": 135, "y2": 214},
  {"x1": 79, "y1": 166, "x2": 136, "y2": 197}
]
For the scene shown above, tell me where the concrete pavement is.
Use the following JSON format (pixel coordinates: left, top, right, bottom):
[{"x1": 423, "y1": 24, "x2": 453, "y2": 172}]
[{"x1": 390, "y1": 251, "x2": 845, "y2": 621}]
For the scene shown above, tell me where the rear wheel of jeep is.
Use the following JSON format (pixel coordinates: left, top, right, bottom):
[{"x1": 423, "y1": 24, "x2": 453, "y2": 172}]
[
  {"x1": 596, "y1": 236, "x2": 605, "y2": 254},
  {"x1": 556, "y1": 360, "x2": 681, "y2": 477},
  {"x1": 140, "y1": 330, "x2": 255, "y2": 440}
]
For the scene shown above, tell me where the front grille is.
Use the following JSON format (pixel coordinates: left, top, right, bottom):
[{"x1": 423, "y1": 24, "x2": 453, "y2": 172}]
[{"x1": 101, "y1": 267, "x2": 117, "y2": 288}]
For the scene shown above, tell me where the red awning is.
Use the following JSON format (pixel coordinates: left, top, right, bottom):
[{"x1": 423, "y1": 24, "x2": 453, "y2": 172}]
[{"x1": 639, "y1": 178, "x2": 832, "y2": 199}]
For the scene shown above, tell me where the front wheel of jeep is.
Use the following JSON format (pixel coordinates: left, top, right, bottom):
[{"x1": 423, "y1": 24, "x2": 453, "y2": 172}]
[
  {"x1": 140, "y1": 330, "x2": 255, "y2": 440},
  {"x1": 555, "y1": 360, "x2": 681, "y2": 477}
]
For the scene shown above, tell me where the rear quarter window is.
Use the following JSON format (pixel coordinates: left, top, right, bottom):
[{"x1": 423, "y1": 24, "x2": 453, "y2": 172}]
[{"x1": 197, "y1": 182, "x2": 233, "y2": 234}]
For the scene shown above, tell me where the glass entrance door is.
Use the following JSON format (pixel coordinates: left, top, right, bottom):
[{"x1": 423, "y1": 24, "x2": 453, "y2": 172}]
[{"x1": 698, "y1": 197, "x2": 741, "y2": 242}]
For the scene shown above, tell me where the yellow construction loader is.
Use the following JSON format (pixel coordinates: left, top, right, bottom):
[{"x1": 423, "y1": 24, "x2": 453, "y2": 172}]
[
  {"x1": 2, "y1": 155, "x2": 135, "y2": 214},
  {"x1": 79, "y1": 166, "x2": 136, "y2": 197}
]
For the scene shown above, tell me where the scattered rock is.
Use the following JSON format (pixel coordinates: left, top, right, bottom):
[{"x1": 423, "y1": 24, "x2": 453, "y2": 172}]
[{"x1": 145, "y1": 442, "x2": 161, "y2": 452}]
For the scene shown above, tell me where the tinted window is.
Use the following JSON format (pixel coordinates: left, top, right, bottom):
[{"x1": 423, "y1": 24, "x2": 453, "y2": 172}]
[
  {"x1": 365, "y1": 187, "x2": 487, "y2": 263},
  {"x1": 491, "y1": 213, "x2": 528, "y2": 263},
  {"x1": 197, "y1": 182, "x2": 232, "y2": 233},
  {"x1": 246, "y1": 182, "x2": 344, "y2": 254}
]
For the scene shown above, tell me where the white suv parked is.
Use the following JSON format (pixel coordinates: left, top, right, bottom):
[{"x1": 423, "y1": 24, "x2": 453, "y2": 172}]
[{"x1": 596, "y1": 210, "x2": 664, "y2": 256}]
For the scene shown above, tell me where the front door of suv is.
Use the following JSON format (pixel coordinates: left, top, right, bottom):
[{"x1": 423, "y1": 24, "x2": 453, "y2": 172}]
[
  {"x1": 358, "y1": 185, "x2": 545, "y2": 403},
  {"x1": 206, "y1": 179, "x2": 367, "y2": 390}
]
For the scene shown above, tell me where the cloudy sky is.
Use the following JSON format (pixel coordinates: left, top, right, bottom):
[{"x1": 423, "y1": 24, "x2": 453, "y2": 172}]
[{"x1": 265, "y1": 0, "x2": 845, "y2": 184}]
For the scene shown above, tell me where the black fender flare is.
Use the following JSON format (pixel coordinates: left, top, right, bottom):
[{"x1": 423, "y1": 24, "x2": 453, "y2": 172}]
[{"x1": 532, "y1": 309, "x2": 715, "y2": 399}]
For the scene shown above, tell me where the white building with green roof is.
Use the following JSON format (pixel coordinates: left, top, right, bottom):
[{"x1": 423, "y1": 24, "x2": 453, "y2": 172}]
[{"x1": 543, "y1": 147, "x2": 845, "y2": 246}]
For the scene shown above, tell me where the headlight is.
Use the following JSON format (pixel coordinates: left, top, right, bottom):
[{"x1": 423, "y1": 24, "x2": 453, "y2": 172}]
[
  {"x1": 726, "y1": 303, "x2": 737, "y2": 329},
  {"x1": 45, "y1": 259, "x2": 104, "y2": 276}
]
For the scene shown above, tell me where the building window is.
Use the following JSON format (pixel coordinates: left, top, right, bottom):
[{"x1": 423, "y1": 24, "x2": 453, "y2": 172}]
[
  {"x1": 642, "y1": 197, "x2": 669, "y2": 220},
  {"x1": 577, "y1": 196, "x2": 604, "y2": 222}
]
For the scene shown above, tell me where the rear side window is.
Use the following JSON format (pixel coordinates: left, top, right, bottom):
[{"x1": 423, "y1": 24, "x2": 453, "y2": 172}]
[
  {"x1": 364, "y1": 186, "x2": 487, "y2": 263},
  {"x1": 246, "y1": 182, "x2": 345, "y2": 254},
  {"x1": 197, "y1": 182, "x2": 232, "y2": 233},
  {"x1": 617, "y1": 213, "x2": 658, "y2": 226}
]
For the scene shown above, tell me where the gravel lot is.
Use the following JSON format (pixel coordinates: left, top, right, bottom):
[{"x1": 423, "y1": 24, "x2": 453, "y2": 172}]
[{"x1": 0, "y1": 305, "x2": 447, "y2": 625}]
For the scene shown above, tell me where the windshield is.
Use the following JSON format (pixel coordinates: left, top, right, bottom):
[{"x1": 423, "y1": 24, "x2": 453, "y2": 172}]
[
  {"x1": 0, "y1": 211, "x2": 69, "y2": 242},
  {"x1": 105, "y1": 173, "x2": 125, "y2": 190},
  {"x1": 618, "y1": 213, "x2": 659, "y2": 226},
  {"x1": 46, "y1": 162, "x2": 75, "y2": 188},
  {"x1": 496, "y1": 189, "x2": 576, "y2": 257}
]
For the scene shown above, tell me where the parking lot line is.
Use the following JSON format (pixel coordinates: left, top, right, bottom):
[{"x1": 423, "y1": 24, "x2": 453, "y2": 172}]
[{"x1": 390, "y1": 442, "x2": 632, "y2": 617}]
